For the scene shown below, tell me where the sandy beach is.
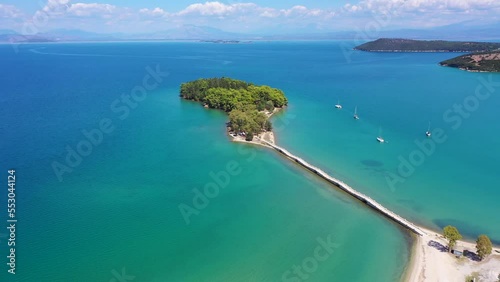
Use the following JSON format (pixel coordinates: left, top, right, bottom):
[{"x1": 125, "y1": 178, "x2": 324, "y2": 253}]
[
  {"x1": 229, "y1": 107, "x2": 280, "y2": 146},
  {"x1": 230, "y1": 130, "x2": 275, "y2": 146},
  {"x1": 405, "y1": 226, "x2": 500, "y2": 282}
]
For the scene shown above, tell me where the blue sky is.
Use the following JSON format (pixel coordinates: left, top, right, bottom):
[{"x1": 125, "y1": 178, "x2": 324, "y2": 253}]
[{"x1": 1, "y1": 0, "x2": 499, "y2": 34}]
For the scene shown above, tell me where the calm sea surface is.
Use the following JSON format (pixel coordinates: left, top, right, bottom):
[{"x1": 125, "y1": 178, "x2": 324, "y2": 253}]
[{"x1": 1, "y1": 41, "x2": 498, "y2": 281}]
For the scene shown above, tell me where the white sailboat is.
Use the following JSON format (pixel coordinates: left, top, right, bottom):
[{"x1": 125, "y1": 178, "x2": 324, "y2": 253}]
[
  {"x1": 353, "y1": 106, "x2": 359, "y2": 120},
  {"x1": 425, "y1": 122, "x2": 431, "y2": 137},
  {"x1": 377, "y1": 128, "x2": 385, "y2": 143},
  {"x1": 334, "y1": 99, "x2": 342, "y2": 109}
]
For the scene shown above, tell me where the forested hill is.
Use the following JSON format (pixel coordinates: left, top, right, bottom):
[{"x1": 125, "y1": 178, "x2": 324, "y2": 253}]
[
  {"x1": 180, "y1": 77, "x2": 287, "y2": 111},
  {"x1": 440, "y1": 52, "x2": 500, "y2": 72},
  {"x1": 355, "y1": 38, "x2": 500, "y2": 52},
  {"x1": 180, "y1": 77, "x2": 288, "y2": 138}
]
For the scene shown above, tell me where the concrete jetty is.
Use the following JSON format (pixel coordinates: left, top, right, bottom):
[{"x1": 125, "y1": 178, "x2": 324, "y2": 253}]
[{"x1": 260, "y1": 140, "x2": 427, "y2": 237}]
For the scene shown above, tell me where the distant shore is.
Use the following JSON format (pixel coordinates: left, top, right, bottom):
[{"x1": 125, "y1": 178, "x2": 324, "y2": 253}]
[
  {"x1": 355, "y1": 50, "x2": 468, "y2": 53},
  {"x1": 355, "y1": 38, "x2": 500, "y2": 72},
  {"x1": 354, "y1": 38, "x2": 500, "y2": 53}
]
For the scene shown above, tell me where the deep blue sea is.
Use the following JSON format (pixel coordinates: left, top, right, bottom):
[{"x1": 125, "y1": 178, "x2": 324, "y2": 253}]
[{"x1": 0, "y1": 41, "x2": 499, "y2": 281}]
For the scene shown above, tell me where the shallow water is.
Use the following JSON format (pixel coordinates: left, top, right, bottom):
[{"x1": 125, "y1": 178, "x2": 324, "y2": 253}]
[{"x1": 2, "y1": 41, "x2": 497, "y2": 281}]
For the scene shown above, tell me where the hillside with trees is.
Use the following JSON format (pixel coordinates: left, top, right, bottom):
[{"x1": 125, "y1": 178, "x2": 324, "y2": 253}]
[
  {"x1": 439, "y1": 51, "x2": 500, "y2": 72},
  {"x1": 180, "y1": 77, "x2": 287, "y2": 140}
]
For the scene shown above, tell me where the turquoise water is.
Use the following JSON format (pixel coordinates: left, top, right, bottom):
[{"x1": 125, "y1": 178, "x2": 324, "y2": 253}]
[
  {"x1": 0, "y1": 41, "x2": 497, "y2": 281},
  {"x1": 269, "y1": 44, "x2": 500, "y2": 243}
]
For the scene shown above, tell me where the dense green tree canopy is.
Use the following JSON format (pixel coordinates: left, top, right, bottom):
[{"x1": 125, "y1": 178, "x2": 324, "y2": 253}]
[
  {"x1": 180, "y1": 77, "x2": 287, "y2": 136},
  {"x1": 476, "y1": 235, "x2": 493, "y2": 260},
  {"x1": 180, "y1": 77, "x2": 287, "y2": 110},
  {"x1": 443, "y1": 225, "x2": 462, "y2": 252}
]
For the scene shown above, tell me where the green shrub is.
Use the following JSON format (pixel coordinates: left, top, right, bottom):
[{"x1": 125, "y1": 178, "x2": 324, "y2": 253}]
[{"x1": 245, "y1": 132, "x2": 254, "y2": 141}]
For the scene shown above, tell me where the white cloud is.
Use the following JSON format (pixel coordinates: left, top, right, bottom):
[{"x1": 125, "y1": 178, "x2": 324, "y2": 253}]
[
  {"x1": 174, "y1": 2, "x2": 333, "y2": 19},
  {"x1": 67, "y1": 3, "x2": 116, "y2": 17},
  {"x1": 337, "y1": 0, "x2": 500, "y2": 28},
  {"x1": 281, "y1": 5, "x2": 334, "y2": 18},
  {"x1": 343, "y1": 4, "x2": 361, "y2": 13},
  {"x1": 139, "y1": 7, "x2": 168, "y2": 17},
  {"x1": 3, "y1": 0, "x2": 499, "y2": 34},
  {"x1": 34, "y1": 0, "x2": 70, "y2": 19},
  {"x1": 0, "y1": 4, "x2": 23, "y2": 18},
  {"x1": 281, "y1": 5, "x2": 307, "y2": 16},
  {"x1": 177, "y1": 2, "x2": 257, "y2": 16},
  {"x1": 259, "y1": 9, "x2": 278, "y2": 18}
]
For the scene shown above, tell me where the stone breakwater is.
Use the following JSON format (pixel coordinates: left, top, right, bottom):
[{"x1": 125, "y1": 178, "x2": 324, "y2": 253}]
[{"x1": 261, "y1": 140, "x2": 427, "y2": 237}]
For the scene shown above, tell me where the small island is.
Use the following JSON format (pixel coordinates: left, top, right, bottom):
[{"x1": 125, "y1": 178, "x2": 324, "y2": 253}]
[
  {"x1": 200, "y1": 40, "x2": 252, "y2": 44},
  {"x1": 439, "y1": 51, "x2": 500, "y2": 72},
  {"x1": 180, "y1": 77, "x2": 287, "y2": 143},
  {"x1": 354, "y1": 38, "x2": 500, "y2": 52}
]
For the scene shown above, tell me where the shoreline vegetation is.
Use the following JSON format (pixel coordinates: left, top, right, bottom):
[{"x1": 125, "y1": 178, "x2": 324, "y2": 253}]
[
  {"x1": 180, "y1": 78, "x2": 500, "y2": 281},
  {"x1": 355, "y1": 38, "x2": 500, "y2": 72},
  {"x1": 179, "y1": 77, "x2": 287, "y2": 144},
  {"x1": 439, "y1": 51, "x2": 500, "y2": 73}
]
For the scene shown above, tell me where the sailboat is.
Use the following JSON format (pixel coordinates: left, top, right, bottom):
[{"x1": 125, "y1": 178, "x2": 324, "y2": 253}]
[
  {"x1": 377, "y1": 128, "x2": 385, "y2": 143},
  {"x1": 425, "y1": 122, "x2": 431, "y2": 137},
  {"x1": 353, "y1": 106, "x2": 359, "y2": 120},
  {"x1": 334, "y1": 99, "x2": 342, "y2": 109}
]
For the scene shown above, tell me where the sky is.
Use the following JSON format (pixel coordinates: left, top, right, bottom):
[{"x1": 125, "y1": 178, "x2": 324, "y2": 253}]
[{"x1": 1, "y1": 0, "x2": 500, "y2": 34}]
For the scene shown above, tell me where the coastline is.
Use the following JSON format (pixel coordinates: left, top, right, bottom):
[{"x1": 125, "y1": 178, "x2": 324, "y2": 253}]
[
  {"x1": 228, "y1": 109, "x2": 500, "y2": 281},
  {"x1": 354, "y1": 49, "x2": 468, "y2": 53},
  {"x1": 439, "y1": 64, "x2": 494, "y2": 73},
  {"x1": 405, "y1": 226, "x2": 500, "y2": 282}
]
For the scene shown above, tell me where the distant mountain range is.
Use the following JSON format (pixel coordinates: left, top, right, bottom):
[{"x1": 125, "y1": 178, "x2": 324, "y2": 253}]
[
  {"x1": 0, "y1": 25, "x2": 254, "y2": 43},
  {"x1": 1, "y1": 21, "x2": 499, "y2": 43},
  {"x1": 374, "y1": 21, "x2": 500, "y2": 41}
]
